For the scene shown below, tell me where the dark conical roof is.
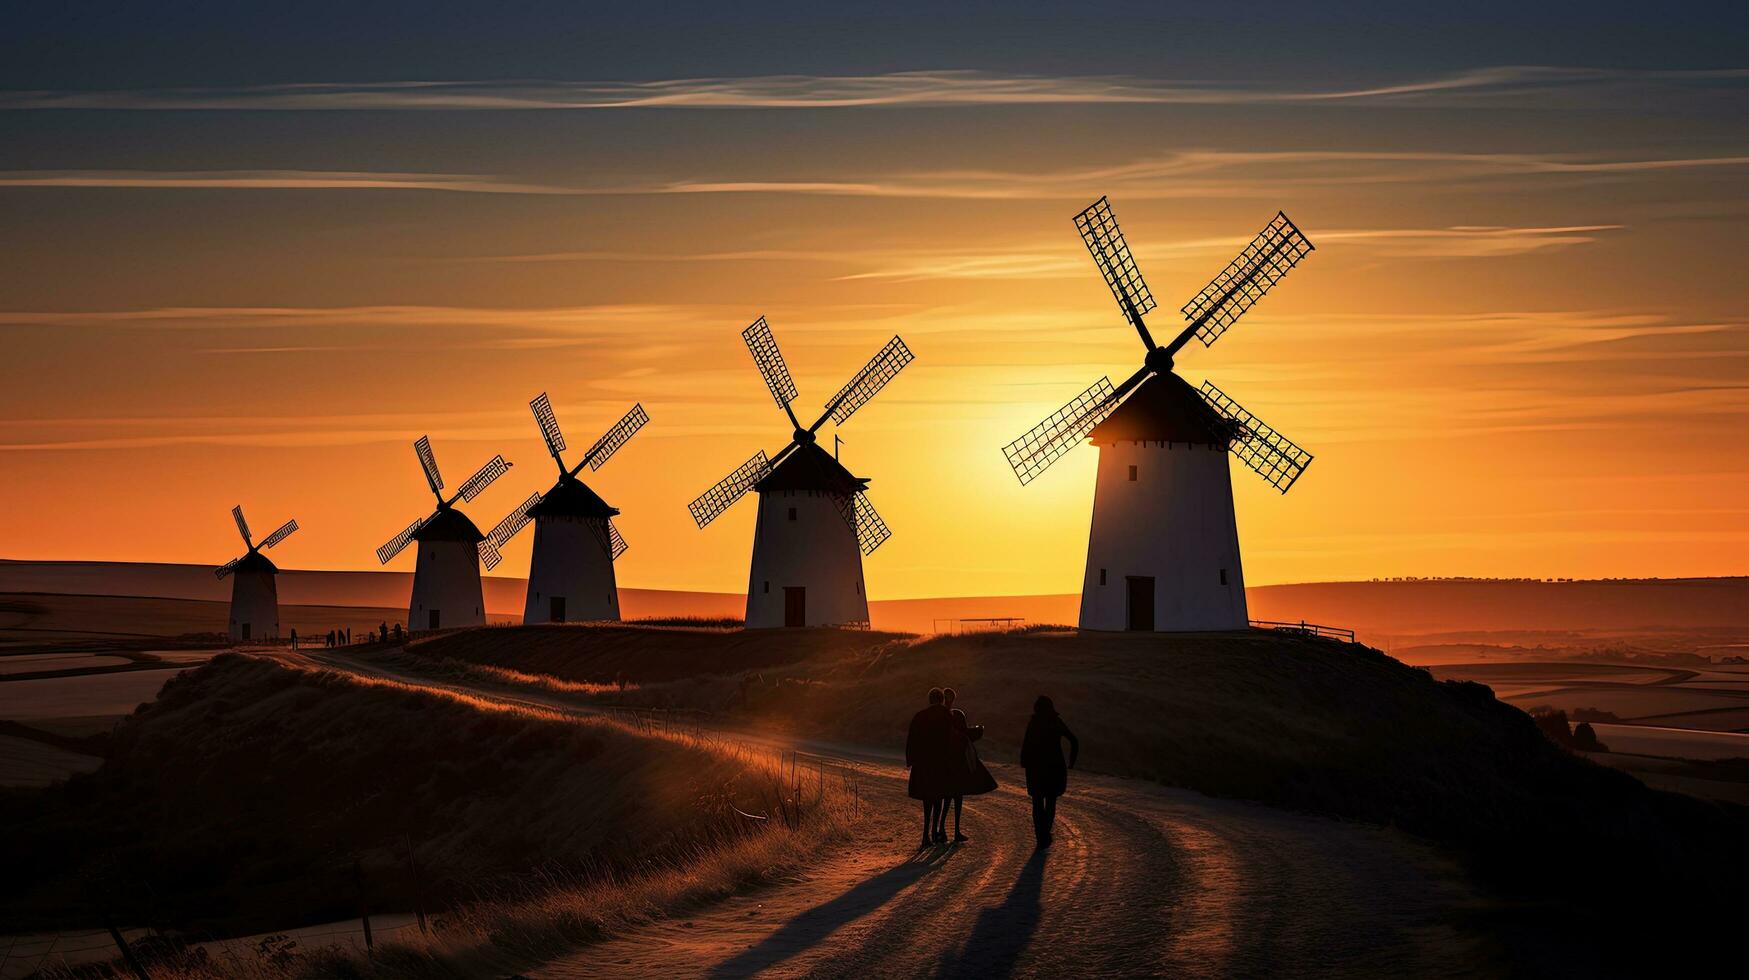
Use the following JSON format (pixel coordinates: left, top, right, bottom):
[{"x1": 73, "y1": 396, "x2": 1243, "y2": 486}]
[
  {"x1": 529, "y1": 473, "x2": 619, "y2": 519},
  {"x1": 1088, "y1": 372, "x2": 1238, "y2": 445},
  {"x1": 232, "y1": 550, "x2": 278, "y2": 575},
  {"x1": 413, "y1": 505, "x2": 485, "y2": 543},
  {"x1": 754, "y1": 441, "x2": 867, "y2": 495}
]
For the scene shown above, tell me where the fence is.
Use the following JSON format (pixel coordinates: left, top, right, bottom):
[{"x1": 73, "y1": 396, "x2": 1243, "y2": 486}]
[
  {"x1": 930, "y1": 617, "x2": 1025, "y2": 635},
  {"x1": 1249, "y1": 619, "x2": 1356, "y2": 643}
]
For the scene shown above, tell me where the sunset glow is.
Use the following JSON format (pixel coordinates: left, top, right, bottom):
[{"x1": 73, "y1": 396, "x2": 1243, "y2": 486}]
[{"x1": 2, "y1": 8, "x2": 1745, "y2": 598}]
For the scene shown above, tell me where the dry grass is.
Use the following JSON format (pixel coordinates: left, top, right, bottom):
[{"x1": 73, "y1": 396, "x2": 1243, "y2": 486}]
[{"x1": 7, "y1": 654, "x2": 861, "y2": 978}]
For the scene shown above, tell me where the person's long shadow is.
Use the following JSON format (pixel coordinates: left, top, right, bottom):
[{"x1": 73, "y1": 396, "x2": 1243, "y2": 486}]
[
  {"x1": 707, "y1": 846, "x2": 952, "y2": 978},
  {"x1": 938, "y1": 849, "x2": 1047, "y2": 979}
]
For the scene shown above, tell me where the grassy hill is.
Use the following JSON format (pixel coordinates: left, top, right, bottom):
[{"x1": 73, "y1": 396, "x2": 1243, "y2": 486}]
[
  {"x1": 402, "y1": 624, "x2": 1748, "y2": 914},
  {"x1": 0, "y1": 655, "x2": 823, "y2": 941}
]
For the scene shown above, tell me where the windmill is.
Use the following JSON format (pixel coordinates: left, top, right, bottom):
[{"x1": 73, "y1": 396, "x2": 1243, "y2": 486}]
[
  {"x1": 500, "y1": 393, "x2": 649, "y2": 623},
  {"x1": 1002, "y1": 197, "x2": 1315, "y2": 632},
  {"x1": 688, "y1": 317, "x2": 913, "y2": 628},
  {"x1": 375, "y1": 436, "x2": 512, "y2": 632},
  {"x1": 215, "y1": 505, "x2": 298, "y2": 642}
]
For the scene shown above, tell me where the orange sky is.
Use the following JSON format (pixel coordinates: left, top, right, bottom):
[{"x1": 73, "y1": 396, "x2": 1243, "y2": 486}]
[{"x1": 2, "y1": 60, "x2": 1747, "y2": 597}]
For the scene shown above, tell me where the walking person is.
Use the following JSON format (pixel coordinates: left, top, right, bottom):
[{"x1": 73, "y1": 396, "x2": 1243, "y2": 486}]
[
  {"x1": 905, "y1": 687, "x2": 953, "y2": 848},
  {"x1": 1020, "y1": 695, "x2": 1079, "y2": 848},
  {"x1": 289, "y1": 628, "x2": 298, "y2": 651},
  {"x1": 937, "y1": 688, "x2": 997, "y2": 843}
]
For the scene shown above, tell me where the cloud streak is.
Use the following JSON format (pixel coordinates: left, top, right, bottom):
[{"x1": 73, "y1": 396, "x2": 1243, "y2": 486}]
[
  {"x1": 6, "y1": 149, "x2": 1746, "y2": 203},
  {"x1": 2, "y1": 66, "x2": 1743, "y2": 111}
]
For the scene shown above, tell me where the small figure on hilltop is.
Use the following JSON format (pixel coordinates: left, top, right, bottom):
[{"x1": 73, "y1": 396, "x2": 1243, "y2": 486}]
[
  {"x1": 1021, "y1": 695, "x2": 1079, "y2": 849},
  {"x1": 936, "y1": 688, "x2": 997, "y2": 843},
  {"x1": 289, "y1": 628, "x2": 298, "y2": 651},
  {"x1": 380, "y1": 621, "x2": 389, "y2": 643},
  {"x1": 905, "y1": 687, "x2": 954, "y2": 848},
  {"x1": 393, "y1": 622, "x2": 403, "y2": 643}
]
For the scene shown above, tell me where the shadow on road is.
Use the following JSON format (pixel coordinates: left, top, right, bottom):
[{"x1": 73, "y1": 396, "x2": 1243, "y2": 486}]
[
  {"x1": 707, "y1": 846, "x2": 953, "y2": 978},
  {"x1": 938, "y1": 849, "x2": 1047, "y2": 978}
]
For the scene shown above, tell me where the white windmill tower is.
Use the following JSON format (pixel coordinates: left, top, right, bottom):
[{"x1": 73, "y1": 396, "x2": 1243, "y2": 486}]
[
  {"x1": 375, "y1": 436, "x2": 512, "y2": 632},
  {"x1": 688, "y1": 318, "x2": 913, "y2": 628},
  {"x1": 214, "y1": 505, "x2": 298, "y2": 642},
  {"x1": 1002, "y1": 197, "x2": 1316, "y2": 632},
  {"x1": 484, "y1": 393, "x2": 649, "y2": 624}
]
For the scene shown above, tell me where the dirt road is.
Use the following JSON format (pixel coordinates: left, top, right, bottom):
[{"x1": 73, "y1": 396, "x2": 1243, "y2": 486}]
[{"x1": 284, "y1": 648, "x2": 1500, "y2": 978}]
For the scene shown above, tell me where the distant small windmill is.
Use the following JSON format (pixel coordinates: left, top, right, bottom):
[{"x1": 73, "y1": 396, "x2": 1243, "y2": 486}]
[
  {"x1": 1002, "y1": 197, "x2": 1316, "y2": 632},
  {"x1": 689, "y1": 317, "x2": 913, "y2": 628},
  {"x1": 376, "y1": 436, "x2": 512, "y2": 632},
  {"x1": 214, "y1": 505, "x2": 298, "y2": 642},
  {"x1": 493, "y1": 393, "x2": 649, "y2": 623}
]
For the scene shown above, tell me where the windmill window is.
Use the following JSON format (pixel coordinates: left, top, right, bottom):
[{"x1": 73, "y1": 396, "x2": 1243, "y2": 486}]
[
  {"x1": 1099, "y1": 568, "x2": 1107, "y2": 586},
  {"x1": 1128, "y1": 465, "x2": 1137, "y2": 482},
  {"x1": 1220, "y1": 569, "x2": 1228, "y2": 586},
  {"x1": 787, "y1": 507, "x2": 798, "y2": 521},
  {"x1": 763, "y1": 581, "x2": 770, "y2": 594}
]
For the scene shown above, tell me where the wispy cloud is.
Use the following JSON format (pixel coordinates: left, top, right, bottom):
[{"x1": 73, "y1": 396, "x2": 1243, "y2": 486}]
[
  {"x1": 0, "y1": 170, "x2": 578, "y2": 195},
  {"x1": 2, "y1": 66, "x2": 1742, "y2": 111},
  {"x1": 7, "y1": 149, "x2": 1744, "y2": 203}
]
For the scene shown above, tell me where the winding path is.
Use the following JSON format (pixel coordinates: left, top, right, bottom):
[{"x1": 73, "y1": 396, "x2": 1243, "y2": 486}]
[{"x1": 278, "y1": 648, "x2": 1501, "y2": 978}]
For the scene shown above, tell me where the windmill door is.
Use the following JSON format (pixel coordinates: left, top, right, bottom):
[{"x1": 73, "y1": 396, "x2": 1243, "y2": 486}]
[
  {"x1": 550, "y1": 596, "x2": 566, "y2": 622},
  {"x1": 1125, "y1": 577, "x2": 1155, "y2": 632},
  {"x1": 429, "y1": 609, "x2": 440, "y2": 631},
  {"x1": 783, "y1": 587, "x2": 806, "y2": 627},
  {"x1": 241, "y1": 622, "x2": 251, "y2": 641}
]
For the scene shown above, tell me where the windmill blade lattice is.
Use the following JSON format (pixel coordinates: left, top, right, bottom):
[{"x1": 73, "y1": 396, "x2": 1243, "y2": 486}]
[
  {"x1": 834, "y1": 491, "x2": 893, "y2": 555},
  {"x1": 455, "y1": 455, "x2": 511, "y2": 502},
  {"x1": 258, "y1": 520, "x2": 298, "y2": 550},
  {"x1": 743, "y1": 316, "x2": 799, "y2": 408},
  {"x1": 607, "y1": 519, "x2": 628, "y2": 560},
  {"x1": 232, "y1": 505, "x2": 252, "y2": 546},
  {"x1": 688, "y1": 451, "x2": 771, "y2": 528},
  {"x1": 1002, "y1": 377, "x2": 1119, "y2": 485},
  {"x1": 583, "y1": 404, "x2": 649, "y2": 472},
  {"x1": 1181, "y1": 212, "x2": 1313, "y2": 349},
  {"x1": 531, "y1": 393, "x2": 566, "y2": 459},
  {"x1": 826, "y1": 336, "x2": 915, "y2": 425},
  {"x1": 488, "y1": 493, "x2": 541, "y2": 548},
  {"x1": 376, "y1": 517, "x2": 426, "y2": 565},
  {"x1": 214, "y1": 557, "x2": 241, "y2": 580},
  {"x1": 414, "y1": 436, "x2": 444, "y2": 494},
  {"x1": 1197, "y1": 381, "x2": 1314, "y2": 493},
  {"x1": 1076, "y1": 196, "x2": 1157, "y2": 325}
]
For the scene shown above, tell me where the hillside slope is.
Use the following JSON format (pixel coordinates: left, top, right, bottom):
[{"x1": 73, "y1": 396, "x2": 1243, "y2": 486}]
[
  {"x1": 405, "y1": 625, "x2": 1748, "y2": 908},
  {"x1": 0, "y1": 656, "x2": 793, "y2": 936}
]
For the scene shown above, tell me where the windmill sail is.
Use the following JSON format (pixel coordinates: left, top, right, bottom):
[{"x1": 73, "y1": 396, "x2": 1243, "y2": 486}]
[
  {"x1": 583, "y1": 403, "x2": 650, "y2": 471},
  {"x1": 688, "y1": 451, "x2": 772, "y2": 528},
  {"x1": 1181, "y1": 211, "x2": 1313, "y2": 348},
  {"x1": 1076, "y1": 196, "x2": 1157, "y2": 329},
  {"x1": 258, "y1": 520, "x2": 298, "y2": 550},
  {"x1": 531, "y1": 392, "x2": 567, "y2": 459},
  {"x1": 415, "y1": 435, "x2": 444, "y2": 494},
  {"x1": 1002, "y1": 377, "x2": 1119, "y2": 485},
  {"x1": 744, "y1": 316, "x2": 800, "y2": 408},
  {"x1": 835, "y1": 491, "x2": 893, "y2": 555},
  {"x1": 1197, "y1": 381, "x2": 1314, "y2": 493},
  {"x1": 214, "y1": 557, "x2": 241, "y2": 580},
  {"x1": 376, "y1": 517, "x2": 426, "y2": 565},
  {"x1": 232, "y1": 505, "x2": 252, "y2": 545},
  {"x1": 456, "y1": 455, "x2": 511, "y2": 502},
  {"x1": 827, "y1": 336, "x2": 915, "y2": 424}
]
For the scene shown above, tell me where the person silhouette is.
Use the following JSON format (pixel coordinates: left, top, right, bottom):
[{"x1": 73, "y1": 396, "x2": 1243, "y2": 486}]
[
  {"x1": 289, "y1": 628, "x2": 298, "y2": 650},
  {"x1": 380, "y1": 621, "x2": 389, "y2": 644},
  {"x1": 393, "y1": 622, "x2": 403, "y2": 642},
  {"x1": 1020, "y1": 695, "x2": 1079, "y2": 848},
  {"x1": 905, "y1": 687, "x2": 953, "y2": 848},
  {"x1": 938, "y1": 690, "x2": 997, "y2": 843}
]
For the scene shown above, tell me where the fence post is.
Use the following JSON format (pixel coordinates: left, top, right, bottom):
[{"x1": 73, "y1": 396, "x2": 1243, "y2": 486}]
[
  {"x1": 105, "y1": 916, "x2": 150, "y2": 980},
  {"x1": 352, "y1": 859, "x2": 374, "y2": 954},
  {"x1": 403, "y1": 835, "x2": 429, "y2": 935}
]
